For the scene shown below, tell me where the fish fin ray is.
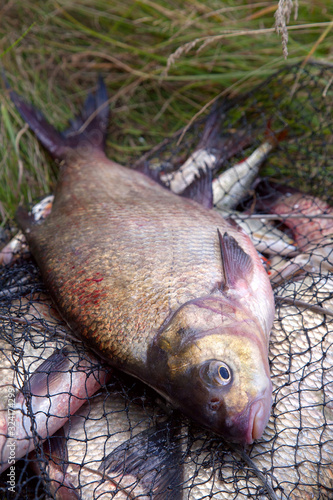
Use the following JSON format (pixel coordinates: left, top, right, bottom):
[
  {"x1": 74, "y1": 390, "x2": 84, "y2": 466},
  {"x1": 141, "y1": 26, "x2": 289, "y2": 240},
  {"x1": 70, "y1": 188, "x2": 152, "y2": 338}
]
[
  {"x1": 43, "y1": 427, "x2": 69, "y2": 467},
  {"x1": 99, "y1": 419, "x2": 183, "y2": 500},
  {"x1": 181, "y1": 167, "x2": 213, "y2": 209},
  {"x1": 218, "y1": 229, "x2": 254, "y2": 288},
  {"x1": 197, "y1": 105, "x2": 253, "y2": 165},
  {"x1": 136, "y1": 161, "x2": 169, "y2": 186},
  {"x1": 265, "y1": 119, "x2": 288, "y2": 146},
  {"x1": 9, "y1": 90, "x2": 67, "y2": 158},
  {"x1": 9, "y1": 75, "x2": 109, "y2": 159},
  {"x1": 32, "y1": 429, "x2": 80, "y2": 500},
  {"x1": 62, "y1": 75, "x2": 109, "y2": 147},
  {"x1": 23, "y1": 349, "x2": 71, "y2": 398}
]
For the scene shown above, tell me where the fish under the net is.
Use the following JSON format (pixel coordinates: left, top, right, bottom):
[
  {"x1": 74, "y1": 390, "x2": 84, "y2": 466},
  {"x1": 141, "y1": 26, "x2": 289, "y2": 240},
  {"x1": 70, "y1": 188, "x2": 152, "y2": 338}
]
[{"x1": 0, "y1": 61, "x2": 332, "y2": 499}]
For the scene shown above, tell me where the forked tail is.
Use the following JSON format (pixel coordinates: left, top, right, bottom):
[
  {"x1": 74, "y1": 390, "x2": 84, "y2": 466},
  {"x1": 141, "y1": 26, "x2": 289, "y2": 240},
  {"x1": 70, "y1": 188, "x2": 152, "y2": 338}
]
[{"x1": 6, "y1": 75, "x2": 109, "y2": 159}]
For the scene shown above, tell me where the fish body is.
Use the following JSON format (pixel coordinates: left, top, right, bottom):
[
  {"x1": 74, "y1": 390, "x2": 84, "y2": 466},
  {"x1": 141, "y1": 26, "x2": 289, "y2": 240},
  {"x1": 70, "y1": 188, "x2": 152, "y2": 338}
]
[
  {"x1": 11, "y1": 79, "x2": 275, "y2": 444},
  {"x1": 254, "y1": 182, "x2": 333, "y2": 271},
  {"x1": 31, "y1": 387, "x2": 183, "y2": 500},
  {"x1": 268, "y1": 191, "x2": 333, "y2": 250}
]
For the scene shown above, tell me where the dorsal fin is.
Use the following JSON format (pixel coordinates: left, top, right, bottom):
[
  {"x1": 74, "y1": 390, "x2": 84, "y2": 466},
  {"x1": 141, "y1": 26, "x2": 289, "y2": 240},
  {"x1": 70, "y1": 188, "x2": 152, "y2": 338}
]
[
  {"x1": 217, "y1": 230, "x2": 254, "y2": 289},
  {"x1": 180, "y1": 167, "x2": 213, "y2": 209}
]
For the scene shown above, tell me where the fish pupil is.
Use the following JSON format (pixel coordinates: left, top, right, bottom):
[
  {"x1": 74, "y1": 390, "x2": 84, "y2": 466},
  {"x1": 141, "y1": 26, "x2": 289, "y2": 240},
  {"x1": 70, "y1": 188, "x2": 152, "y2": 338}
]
[{"x1": 219, "y1": 366, "x2": 230, "y2": 380}]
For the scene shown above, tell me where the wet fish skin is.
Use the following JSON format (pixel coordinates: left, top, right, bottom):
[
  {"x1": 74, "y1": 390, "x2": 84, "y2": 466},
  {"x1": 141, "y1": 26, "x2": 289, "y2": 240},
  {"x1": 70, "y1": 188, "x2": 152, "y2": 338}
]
[
  {"x1": 254, "y1": 181, "x2": 333, "y2": 271},
  {"x1": 0, "y1": 293, "x2": 109, "y2": 473},
  {"x1": 31, "y1": 389, "x2": 183, "y2": 500},
  {"x1": 12, "y1": 79, "x2": 275, "y2": 445}
]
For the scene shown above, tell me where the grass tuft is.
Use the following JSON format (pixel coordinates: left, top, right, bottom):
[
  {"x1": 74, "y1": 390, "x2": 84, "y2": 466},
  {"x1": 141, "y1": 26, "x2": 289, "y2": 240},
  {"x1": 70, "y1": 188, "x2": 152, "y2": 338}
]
[{"x1": 1, "y1": 0, "x2": 333, "y2": 223}]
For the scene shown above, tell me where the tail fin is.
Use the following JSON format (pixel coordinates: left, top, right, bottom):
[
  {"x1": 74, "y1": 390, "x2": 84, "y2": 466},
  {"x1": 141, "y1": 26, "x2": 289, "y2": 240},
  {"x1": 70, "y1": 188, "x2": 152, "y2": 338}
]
[
  {"x1": 7, "y1": 75, "x2": 109, "y2": 159},
  {"x1": 197, "y1": 105, "x2": 255, "y2": 170}
]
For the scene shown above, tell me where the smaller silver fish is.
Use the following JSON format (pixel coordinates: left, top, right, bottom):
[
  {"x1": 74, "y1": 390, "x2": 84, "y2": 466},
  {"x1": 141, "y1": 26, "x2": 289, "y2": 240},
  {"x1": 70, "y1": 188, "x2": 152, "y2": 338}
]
[
  {"x1": 0, "y1": 292, "x2": 109, "y2": 473},
  {"x1": 160, "y1": 110, "x2": 252, "y2": 194},
  {"x1": 213, "y1": 134, "x2": 282, "y2": 209}
]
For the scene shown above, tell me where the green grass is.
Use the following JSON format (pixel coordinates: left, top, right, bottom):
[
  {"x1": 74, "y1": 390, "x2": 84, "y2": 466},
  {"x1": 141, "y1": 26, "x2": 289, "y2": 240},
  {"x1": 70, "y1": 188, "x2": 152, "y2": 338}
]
[{"x1": 1, "y1": 0, "x2": 333, "y2": 223}]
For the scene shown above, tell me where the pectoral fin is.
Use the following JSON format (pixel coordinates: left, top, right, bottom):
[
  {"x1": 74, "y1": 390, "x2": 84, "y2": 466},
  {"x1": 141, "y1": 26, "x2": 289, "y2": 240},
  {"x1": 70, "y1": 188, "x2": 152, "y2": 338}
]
[{"x1": 217, "y1": 229, "x2": 254, "y2": 289}]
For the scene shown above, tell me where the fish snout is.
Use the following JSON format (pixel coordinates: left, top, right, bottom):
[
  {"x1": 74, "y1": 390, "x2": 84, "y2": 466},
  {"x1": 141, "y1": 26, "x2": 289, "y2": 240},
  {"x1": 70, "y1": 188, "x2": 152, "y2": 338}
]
[
  {"x1": 245, "y1": 397, "x2": 270, "y2": 444},
  {"x1": 224, "y1": 383, "x2": 272, "y2": 444}
]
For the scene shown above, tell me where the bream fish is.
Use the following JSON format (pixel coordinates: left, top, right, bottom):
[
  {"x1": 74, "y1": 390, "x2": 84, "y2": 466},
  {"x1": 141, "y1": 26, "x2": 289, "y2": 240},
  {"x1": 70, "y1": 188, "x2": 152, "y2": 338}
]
[
  {"x1": 8, "y1": 78, "x2": 275, "y2": 445},
  {"x1": 30, "y1": 385, "x2": 183, "y2": 499}
]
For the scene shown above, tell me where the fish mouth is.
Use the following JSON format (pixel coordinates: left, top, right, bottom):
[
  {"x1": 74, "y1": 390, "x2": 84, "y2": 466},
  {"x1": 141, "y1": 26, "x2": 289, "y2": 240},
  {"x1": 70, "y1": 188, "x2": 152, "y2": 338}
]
[{"x1": 244, "y1": 394, "x2": 272, "y2": 444}]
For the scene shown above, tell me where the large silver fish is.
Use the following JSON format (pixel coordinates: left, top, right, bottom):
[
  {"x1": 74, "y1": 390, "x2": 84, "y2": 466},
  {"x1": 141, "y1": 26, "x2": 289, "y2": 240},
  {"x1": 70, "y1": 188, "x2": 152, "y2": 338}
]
[{"x1": 9, "y1": 78, "x2": 275, "y2": 445}]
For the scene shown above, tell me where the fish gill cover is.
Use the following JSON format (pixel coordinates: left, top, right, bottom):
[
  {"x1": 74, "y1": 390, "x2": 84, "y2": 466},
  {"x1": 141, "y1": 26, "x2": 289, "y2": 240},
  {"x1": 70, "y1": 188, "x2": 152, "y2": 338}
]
[{"x1": 0, "y1": 61, "x2": 332, "y2": 499}]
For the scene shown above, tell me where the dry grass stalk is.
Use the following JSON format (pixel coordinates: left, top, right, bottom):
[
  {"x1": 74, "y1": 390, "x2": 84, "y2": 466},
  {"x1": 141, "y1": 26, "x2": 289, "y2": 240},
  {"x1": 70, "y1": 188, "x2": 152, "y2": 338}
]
[{"x1": 274, "y1": 0, "x2": 299, "y2": 58}]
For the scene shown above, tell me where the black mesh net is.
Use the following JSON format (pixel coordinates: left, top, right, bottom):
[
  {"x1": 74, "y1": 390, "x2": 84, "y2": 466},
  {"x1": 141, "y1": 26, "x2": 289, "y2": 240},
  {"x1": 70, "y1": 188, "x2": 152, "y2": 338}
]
[{"x1": 0, "y1": 62, "x2": 332, "y2": 499}]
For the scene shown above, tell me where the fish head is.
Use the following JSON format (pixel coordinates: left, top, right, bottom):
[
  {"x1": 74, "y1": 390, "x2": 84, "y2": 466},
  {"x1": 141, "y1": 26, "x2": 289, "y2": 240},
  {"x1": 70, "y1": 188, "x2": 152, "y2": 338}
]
[{"x1": 148, "y1": 295, "x2": 272, "y2": 444}]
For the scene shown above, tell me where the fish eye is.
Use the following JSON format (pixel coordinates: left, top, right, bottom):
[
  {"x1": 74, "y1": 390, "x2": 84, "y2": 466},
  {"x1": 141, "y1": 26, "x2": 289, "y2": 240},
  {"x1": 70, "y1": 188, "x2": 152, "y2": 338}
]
[
  {"x1": 219, "y1": 365, "x2": 230, "y2": 381},
  {"x1": 199, "y1": 360, "x2": 232, "y2": 387}
]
